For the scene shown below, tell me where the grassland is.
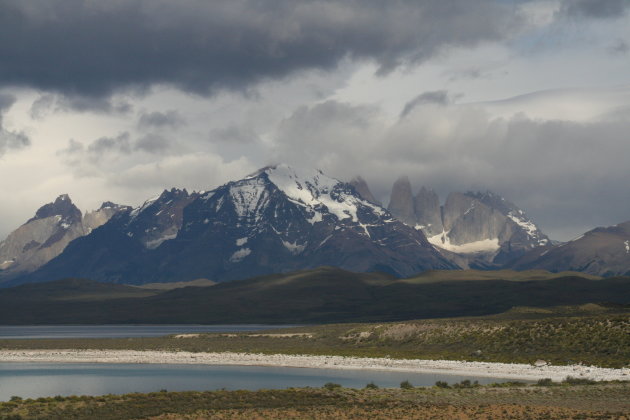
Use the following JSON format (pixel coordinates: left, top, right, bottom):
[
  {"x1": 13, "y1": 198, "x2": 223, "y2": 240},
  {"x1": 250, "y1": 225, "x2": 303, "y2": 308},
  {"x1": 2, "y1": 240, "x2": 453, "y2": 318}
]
[
  {"x1": 1, "y1": 268, "x2": 628, "y2": 324},
  {"x1": 0, "y1": 381, "x2": 628, "y2": 420},
  {"x1": 1, "y1": 305, "x2": 628, "y2": 368}
]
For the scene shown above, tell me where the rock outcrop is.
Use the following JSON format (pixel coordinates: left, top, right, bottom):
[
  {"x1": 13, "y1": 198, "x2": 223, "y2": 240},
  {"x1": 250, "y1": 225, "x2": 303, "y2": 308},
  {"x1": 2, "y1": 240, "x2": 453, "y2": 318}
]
[
  {"x1": 387, "y1": 176, "x2": 416, "y2": 226},
  {"x1": 0, "y1": 195, "x2": 127, "y2": 279},
  {"x1": 414, "y1": 187, "x2": 443, "y2": 236},
  {"x1": 349, "y1": 176, "x2": 380, "y2": 205},
  {"x1": 385, "y1": 178, "x2": 551, "y2": 267}
]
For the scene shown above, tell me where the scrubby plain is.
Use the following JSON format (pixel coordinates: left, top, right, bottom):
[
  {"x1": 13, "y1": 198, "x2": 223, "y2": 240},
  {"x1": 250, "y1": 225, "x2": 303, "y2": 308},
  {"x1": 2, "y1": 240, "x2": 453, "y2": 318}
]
[
  {"x1": 1, "y1": 381, "x2": 628, "y2": 420},
  {"x1": 2, "y1": 305, "x2": 628, "y2": 368}
]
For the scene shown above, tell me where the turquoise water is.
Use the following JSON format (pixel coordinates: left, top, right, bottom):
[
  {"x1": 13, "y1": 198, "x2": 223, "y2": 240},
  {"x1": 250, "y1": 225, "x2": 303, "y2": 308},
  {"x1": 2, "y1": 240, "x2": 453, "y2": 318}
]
[
  {"x1": 0, "y1": 325, "x2": 297, "y2": 339},
  {"x1": 0, "y1": 363, "x2": 517, "y2": 401}
]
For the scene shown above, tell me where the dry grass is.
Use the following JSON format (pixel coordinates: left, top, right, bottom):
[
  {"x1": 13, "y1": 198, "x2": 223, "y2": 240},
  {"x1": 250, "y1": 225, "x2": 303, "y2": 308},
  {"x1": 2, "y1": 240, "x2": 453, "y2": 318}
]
[{"x1": 1, "y1": 382, "x2": 628, "y2": 420}]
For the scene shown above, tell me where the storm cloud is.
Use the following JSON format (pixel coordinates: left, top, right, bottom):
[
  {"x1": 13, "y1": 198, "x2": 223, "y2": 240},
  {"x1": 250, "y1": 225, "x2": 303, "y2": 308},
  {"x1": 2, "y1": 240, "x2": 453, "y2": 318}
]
[{"x1": 0, "y1": 0, "x2": 521, "y2": 97}]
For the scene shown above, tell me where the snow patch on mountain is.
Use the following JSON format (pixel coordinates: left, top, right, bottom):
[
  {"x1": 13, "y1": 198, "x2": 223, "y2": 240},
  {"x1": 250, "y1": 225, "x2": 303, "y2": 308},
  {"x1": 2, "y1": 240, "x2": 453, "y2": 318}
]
[
  {"x1": 265, "y1": 164, "x2": 381, "y2": 223},
  {"x1": 230, "y1": 248, "x2": 251, "y2": 263},
  {"x1": 428, "y1": 231, "x2": 500, "y2": 254},
  {"x1": 129, "y1": 194, "x2": 161, "y2": 221},
  {"x1": 229, "y1": 177, "x2": 270, "y2": 221},
  {"x1": 145, "y1": 233, "x2": 177, "y2": 250},
  {"x1": 282, "y1": 240, "x2": 306, "y2": 255},
  {"x1": 236, "y1": 237, "x2": 248, "y2": 247},
  {"x1": 625, "y1": 240, "x2": 629, "y2": 254}
]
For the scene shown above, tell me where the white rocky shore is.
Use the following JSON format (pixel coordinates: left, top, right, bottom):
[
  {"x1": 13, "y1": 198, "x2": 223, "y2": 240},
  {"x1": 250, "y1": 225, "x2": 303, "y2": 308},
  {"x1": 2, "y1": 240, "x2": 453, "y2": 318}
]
[{"x1": 1, "y1": 349, "x2": 628, "y2": 382}]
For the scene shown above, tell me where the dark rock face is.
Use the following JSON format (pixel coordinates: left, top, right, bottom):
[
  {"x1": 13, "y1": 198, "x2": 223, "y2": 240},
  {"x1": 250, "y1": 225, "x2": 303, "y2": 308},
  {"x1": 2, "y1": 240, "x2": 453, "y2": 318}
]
[
  {"x1": 349, "y1": 176, "x2": 380, "y2": 205},
  {"x1": 414, "y1": 187, "x2": 443, "y2": 236},
  {"x1": 27, "y1": 194, "x2": 82, "y2": 226},
  {"x1": 388, "y1": 176, "x2": 416, "y2": 226},
  {"x1": 125, "y1": 188, "x2": 197, "y2": 249},
  {"x1": 15, "y1": 165, "x2": 457, "y2": 286},
  {"x1": 511, "y1": 221, "x2": 630, "y2": 277}
]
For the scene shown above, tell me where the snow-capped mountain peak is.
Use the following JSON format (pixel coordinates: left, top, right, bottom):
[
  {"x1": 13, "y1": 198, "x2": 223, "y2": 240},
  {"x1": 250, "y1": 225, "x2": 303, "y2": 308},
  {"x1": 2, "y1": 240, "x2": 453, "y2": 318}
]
[{"x1": 262, "y1": 164, "x2": 385, "y2": 223}]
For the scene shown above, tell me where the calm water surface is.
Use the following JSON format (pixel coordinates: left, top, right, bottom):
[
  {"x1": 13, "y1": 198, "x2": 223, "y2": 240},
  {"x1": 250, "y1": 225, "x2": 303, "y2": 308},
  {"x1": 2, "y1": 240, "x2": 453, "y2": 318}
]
[
  {"x1": 0, "y1": 325, "x2": 298, "y2": 339},
  {"x1": 0, "y1": 363, "x2": 518, "y2": 401}
]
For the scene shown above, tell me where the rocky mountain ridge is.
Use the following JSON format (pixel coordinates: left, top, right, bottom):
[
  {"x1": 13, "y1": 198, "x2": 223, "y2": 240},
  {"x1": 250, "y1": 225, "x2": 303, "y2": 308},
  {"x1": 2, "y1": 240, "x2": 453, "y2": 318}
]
[
  {"x1": 5, "y1": 166, "x2": 630, "y2": 285},
  {"x1": 510, "y1": 220, "x2": 630, "y2": 277},
  {"x1": 11, "y1": 164, "x2": 456, "y2": 286},
  {"x1": 382, "y1": 177, "x2": 550, "y2": 267},
  {"x1": 0, "y1": 195, "x2": 128, "y2": 277}
]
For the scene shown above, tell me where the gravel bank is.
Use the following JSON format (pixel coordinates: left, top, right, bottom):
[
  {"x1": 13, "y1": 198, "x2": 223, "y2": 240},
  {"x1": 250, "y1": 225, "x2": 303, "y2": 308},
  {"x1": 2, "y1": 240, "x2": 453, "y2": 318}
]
[{"x1": 0, "y1": 350, "x2": 628, "y2": 381}]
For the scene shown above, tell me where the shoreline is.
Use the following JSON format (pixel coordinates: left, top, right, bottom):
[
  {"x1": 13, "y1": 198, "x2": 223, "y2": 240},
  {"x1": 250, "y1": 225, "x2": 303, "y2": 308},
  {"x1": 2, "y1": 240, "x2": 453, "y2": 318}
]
[{"x1": 1, "y1": 350, "x2": 628, "y2": 381}]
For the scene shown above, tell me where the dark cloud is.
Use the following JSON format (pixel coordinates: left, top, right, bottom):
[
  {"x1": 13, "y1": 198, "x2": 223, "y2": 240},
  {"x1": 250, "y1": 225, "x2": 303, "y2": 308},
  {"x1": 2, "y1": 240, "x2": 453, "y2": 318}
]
[
  {"x1": 135, "y1": 134, "x2": 172, "y2": 154},
  {"x1": 0, "y1": 93, "x2": 30, "y2": 156},
  {"x1": 400, "y1": 90, "x2": 452, "y2": 118},
  {"x1": 86, "y1": 132, "x2": 132, "y2": 156},
  {"x1": 558, "y1": 0, "x2": 629, "y2": 19},
  {"x1": 137, "y1": 110, "x2": 184, "y2": 130},
  {"x1": 0, "y1": 0, "x2": 521, "y2": 98},
  {"x1": 0, "y1": 93, "x2": 16, "y2": 113},
  {"x1": 30, "y1": 93, "x2": 133, "y2": 119}
]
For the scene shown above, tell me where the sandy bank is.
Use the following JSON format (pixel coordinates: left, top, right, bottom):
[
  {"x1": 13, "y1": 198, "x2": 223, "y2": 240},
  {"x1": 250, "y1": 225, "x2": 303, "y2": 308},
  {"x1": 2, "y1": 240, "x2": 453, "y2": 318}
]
[{"x1": 0, "y1": 350, "x2": 628, "y2": 382}]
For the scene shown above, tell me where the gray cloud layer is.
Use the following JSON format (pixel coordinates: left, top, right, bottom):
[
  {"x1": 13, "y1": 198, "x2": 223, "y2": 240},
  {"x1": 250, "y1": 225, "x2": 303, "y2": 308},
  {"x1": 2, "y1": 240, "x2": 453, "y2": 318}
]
[
  {"x1": 0, "y1": 93, "x2": 30, "y2": 156},
  {"x1": 271, "y1": 98, "x2": 630, "y2": 240},
  {"x1": 0, "y1": 0, "x2": 520, "y2": 97},
  {"x1": 559, "y1": 0, "x2": 630, "y2": 19}
]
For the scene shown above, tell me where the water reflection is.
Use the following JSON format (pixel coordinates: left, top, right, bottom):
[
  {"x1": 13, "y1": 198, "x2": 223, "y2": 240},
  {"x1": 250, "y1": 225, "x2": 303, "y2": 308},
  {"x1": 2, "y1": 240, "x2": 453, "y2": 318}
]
[{"x1": 0, "y1": 362, "x2": 517, "y2": 401}]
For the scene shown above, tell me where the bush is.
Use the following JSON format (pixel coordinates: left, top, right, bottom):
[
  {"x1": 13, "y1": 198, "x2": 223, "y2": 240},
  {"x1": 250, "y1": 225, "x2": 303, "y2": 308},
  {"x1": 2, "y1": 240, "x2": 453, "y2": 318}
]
[
  {"x1": 453, "y1": 379, "x2": 473, "y2": 389},
  {"x1": 435, "y1": 381, "x2": 450, "y2": 388},
  {"x1": 537, "y1": 378, "x2": 554, "y2": 386},
  {"x1": 562, "y1": 376, "x2": 596, "y2": 385},
  {"x1": 400, "y1": 380, "x2": 413, "y2": 389},
  {"x1": 9, "y1": 396, "x2": 22, "y2": 402},
  {"x1": 489, "y1": 381, "x2": 526, "y2": 388},
  {"x1": 323, "y1": 382, "x2": 342, "y2": 390},
  {"x1": 365, "y1": 382, "x2": 379, "y2": 389}
]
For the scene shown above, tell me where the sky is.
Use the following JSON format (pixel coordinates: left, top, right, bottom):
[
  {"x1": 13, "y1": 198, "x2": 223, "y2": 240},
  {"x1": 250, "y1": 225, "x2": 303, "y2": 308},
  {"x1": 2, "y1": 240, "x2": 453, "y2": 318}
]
[{"x1": 0, "y1": 0, "x2": 629, "y2": 241}]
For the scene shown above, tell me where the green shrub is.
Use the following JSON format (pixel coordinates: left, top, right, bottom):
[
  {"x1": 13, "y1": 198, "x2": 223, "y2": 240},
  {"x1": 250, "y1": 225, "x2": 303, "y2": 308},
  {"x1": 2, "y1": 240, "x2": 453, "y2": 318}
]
[
  {"x1": 365, "y1": 382, "x2": 379, "y2": 389},
  {"x1": 400, "y1": 380, "x2": 413, "y2": 389},
  {"x1": 435, "y1": 381, "x2": 450, "y2": 388},
  {"x1": 537, "y1": 378, "x2": 554, "y2": 386},
  {"x1": 323, "y1": 382, "x2": 342, "y2": 390}
]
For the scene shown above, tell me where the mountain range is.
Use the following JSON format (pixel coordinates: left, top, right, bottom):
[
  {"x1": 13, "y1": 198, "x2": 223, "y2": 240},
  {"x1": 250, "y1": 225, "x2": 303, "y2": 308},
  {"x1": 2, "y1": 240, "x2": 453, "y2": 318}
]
[
  {"x1": 1, "y1": 164, "x2": 629, "y2": 287},
  {"x1": 384, "y1": 176, "x2": 550, "y2": 268}
]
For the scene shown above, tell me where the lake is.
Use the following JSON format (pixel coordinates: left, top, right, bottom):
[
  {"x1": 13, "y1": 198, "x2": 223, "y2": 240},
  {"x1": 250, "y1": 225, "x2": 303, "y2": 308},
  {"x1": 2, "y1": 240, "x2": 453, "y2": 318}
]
[
  {"x1": 0, "y1": 362, "x2": 518, "y2": 401},
  {"x1": 0, "y1": 325, "x2": 297, "y2": 339}
]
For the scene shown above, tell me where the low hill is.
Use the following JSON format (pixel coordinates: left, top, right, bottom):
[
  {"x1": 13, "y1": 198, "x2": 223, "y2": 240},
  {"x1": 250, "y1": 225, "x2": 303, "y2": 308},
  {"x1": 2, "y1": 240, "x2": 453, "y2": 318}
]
[
  {"x1": 134, "y1": 279, "x2": 216, "y2": 291},
  {"x1": 0, "y1": 267, "x2": 628, "y2": 324},
  {"x1": 0, "y1": 277, "x2": 158, "y2": 302}
]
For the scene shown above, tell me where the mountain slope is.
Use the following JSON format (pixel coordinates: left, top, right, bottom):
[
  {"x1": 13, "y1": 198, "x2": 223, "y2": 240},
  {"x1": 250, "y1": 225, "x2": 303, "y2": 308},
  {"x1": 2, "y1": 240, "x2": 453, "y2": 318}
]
[
  {"x1": 15, "y1": 165, "x2": 456, "y2": 285},
  {"x1": 0, "y1": 195, "x2": 126, "y2": 279},
  {"x1": 511, "y1": 221, "x2": 630, "y2": 277}
]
